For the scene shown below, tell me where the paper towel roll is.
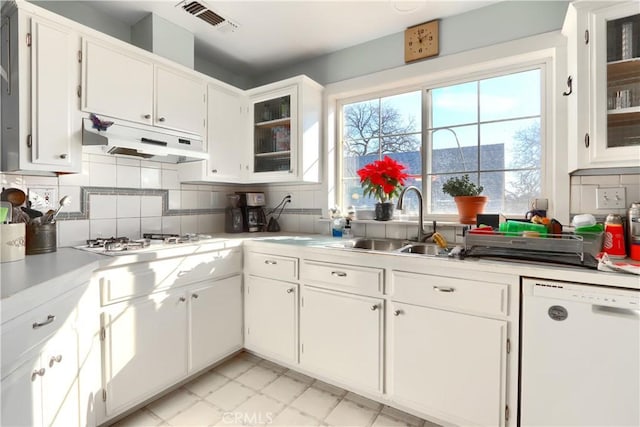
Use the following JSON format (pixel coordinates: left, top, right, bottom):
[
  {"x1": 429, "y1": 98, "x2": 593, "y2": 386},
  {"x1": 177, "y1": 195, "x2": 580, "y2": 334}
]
[{"x1": 1, "y1": 223, "x2": 26, "y2": 263}]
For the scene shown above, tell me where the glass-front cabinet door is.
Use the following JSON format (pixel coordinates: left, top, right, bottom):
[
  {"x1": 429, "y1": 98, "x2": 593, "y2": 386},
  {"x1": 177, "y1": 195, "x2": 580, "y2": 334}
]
[
  {"x1": 250, "y1": 87, "x2": 298, "y2": 178},
  {"x1": 590, "y1": 3, "x2": 640, "y2": 165}
]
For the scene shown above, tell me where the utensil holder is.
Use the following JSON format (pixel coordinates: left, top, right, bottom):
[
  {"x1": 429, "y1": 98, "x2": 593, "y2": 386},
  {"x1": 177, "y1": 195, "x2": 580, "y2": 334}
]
[
  {"x1": 1, "y1": 223, "x2": 26, "y2": 262},
  {"x1": 25, "y1": 223, "x2": 57, "y2": 255}
]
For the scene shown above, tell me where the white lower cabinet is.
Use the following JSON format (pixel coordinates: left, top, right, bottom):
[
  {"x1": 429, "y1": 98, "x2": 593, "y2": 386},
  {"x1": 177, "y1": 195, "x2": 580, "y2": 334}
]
[
  {"x1": 2, "y1": 325, "x2": 80, "y2": 427},
  {"x1": 102, "y1": 289, "x2": 188, "y2": 416},
  {"x1": 189, "y1": 276, "x2": 243, "y2": 373},
  {"x1": 300, "y1": 286, "x2": 383, "y2": 393},
  {"x1": 244, "y1": 275, "x2": 298, "y2": 364},
  {"x1": 390, "y1": 301, "x2": 508, "y2": 427}
]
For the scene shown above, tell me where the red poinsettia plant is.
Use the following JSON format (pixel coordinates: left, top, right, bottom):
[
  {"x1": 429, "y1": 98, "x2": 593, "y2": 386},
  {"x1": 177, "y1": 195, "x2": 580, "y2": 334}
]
[{"x1": 357, "y1": 156, "x2": 408, "y2": 203}]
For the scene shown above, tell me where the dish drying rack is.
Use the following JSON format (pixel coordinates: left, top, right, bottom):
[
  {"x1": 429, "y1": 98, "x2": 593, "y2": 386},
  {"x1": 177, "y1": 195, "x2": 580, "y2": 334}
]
[{"x1": 464, "y1": 232, "x2": 588, "y2": 262}]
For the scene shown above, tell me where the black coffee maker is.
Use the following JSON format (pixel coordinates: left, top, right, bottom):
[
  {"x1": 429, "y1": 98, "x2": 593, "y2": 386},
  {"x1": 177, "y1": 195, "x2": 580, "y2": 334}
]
[
  {"x1": 237, "y1": 192, "x2": 267, "y2": 232},
  {"x1": 225, "y1": 194, "x2": 243, "y2": 233}
]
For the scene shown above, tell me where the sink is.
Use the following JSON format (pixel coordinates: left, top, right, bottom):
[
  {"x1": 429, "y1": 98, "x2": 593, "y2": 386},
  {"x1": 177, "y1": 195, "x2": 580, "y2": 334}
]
[
  {"x1": 350, "y1": 238, "x2": 407, "y2": 251},
  {"x1": 399, "y1": 243, "x2": 441, "y2": 256}
]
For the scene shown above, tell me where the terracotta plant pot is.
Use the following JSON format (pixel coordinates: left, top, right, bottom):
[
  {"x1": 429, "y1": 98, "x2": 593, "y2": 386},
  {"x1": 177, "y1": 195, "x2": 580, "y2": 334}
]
[{"x1": 454, "y1": 196, "x2": 488, "y2": 224}]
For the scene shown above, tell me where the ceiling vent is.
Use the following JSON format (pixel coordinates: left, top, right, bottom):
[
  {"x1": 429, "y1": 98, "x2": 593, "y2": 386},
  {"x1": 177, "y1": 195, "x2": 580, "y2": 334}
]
[{"x1": 177, "y1": 1, "x2": 240, "y2": 32}]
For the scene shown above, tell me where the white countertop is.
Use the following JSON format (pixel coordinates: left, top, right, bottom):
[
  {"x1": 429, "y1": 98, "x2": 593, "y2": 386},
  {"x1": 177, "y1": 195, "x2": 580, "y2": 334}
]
[
  {"x1": 1, "y1": 233, "x2": 637, "y2": 323},
  {"x1": 0, "y1": 248, "x2": 105, "y2": 322}
]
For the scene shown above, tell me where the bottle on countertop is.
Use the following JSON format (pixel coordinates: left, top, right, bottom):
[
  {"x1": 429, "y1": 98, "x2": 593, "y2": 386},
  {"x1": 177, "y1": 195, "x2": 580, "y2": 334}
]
[
  {"x1": 342, "y1": 219, "x2": 353, "y2": 239},
  {"x1": 627, "y1": 202, "x2": 640, "y2": 260},
  {"x1": 603, "y1": 213, "x2": 626, "y2": 258}
]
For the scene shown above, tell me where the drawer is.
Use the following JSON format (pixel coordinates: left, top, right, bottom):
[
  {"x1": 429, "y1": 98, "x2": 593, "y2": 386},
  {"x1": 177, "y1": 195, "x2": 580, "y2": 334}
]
[
  {"x1": 245, "y1": 251, "x2": 298, "y2": 282},
  {"x1": 1, "y1": 285, "x2": 84, "y2": 378},
  {"x1": 301, "y1": 260, "x2": 383, "y2": 295},
  {"x1": 174, "y1": 248, "x2": 242, "y2": 286},
  {"x1": 99, "y1": 256, "x2": 184, "y2": 305},
  {"x1": 391, "y1": 271, "x2": 509, "y2": 317}
]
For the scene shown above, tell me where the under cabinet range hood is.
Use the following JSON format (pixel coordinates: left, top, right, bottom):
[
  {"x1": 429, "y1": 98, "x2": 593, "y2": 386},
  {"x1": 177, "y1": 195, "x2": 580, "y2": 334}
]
[{"x1": 82, "y1": 118, "x2": 209, "y2": 163}]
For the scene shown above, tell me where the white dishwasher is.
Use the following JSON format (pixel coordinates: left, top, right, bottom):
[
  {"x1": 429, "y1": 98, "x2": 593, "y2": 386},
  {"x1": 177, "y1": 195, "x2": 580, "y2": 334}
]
[{"x1": 520, "y1": 278, "x2": 640, "y2": 427}]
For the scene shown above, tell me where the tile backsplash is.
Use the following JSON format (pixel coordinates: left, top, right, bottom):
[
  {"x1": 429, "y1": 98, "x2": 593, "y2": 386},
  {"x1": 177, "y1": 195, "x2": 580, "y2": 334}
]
[
  {"x1": 570, "y1": 174, "x2": 640, "y2": 219},
  {"x1": 0, "y1": 154, "x2": 329, "y2": 247}
]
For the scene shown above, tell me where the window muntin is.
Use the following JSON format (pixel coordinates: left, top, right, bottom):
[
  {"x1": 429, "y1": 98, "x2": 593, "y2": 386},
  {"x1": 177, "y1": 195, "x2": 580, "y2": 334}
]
[
  {"x1": 341, "y1": 91, "x2": 422, "y2": 211},
  {"x1": 340, "y1": 67, "x2": 543, "y2": 217}
]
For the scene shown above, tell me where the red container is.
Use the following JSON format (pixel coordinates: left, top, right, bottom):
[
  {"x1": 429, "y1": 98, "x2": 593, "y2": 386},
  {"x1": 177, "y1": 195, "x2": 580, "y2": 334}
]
[{"x1": 603, "y1": 221, "x2": 626, "y2": 258}]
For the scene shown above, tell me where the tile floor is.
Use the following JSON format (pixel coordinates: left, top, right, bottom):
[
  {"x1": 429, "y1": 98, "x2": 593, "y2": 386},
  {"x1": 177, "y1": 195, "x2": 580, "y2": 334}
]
[{"x1": 110, "y1": 352, "x2": 440, "y2": 427}]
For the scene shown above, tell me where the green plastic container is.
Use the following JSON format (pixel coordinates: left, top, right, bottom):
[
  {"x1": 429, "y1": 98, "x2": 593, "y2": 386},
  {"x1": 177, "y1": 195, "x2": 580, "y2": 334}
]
[
  {"x1": 575, "y1": 223, "x2": 604, "y2": 234},
  {"x1": 499, "y1": 221, "x2": 548, "y2": 236}
]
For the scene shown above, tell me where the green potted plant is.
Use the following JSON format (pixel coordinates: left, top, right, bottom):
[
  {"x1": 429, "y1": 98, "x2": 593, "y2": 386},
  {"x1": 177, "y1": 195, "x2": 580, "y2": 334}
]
[
  {"x1": 442, "y1": 174, "x2": 488, "y2": 224},
  {"x1": 357, "y1": 156, "x2": 408, "y2": 221}
]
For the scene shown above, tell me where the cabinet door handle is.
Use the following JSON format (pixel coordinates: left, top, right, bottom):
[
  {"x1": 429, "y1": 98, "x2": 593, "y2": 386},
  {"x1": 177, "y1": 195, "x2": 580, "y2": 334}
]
[
  {"x1": 286, "y1": 287, "x2": 295, "y2": 293},
  {"x1": 192, "y1": 293, "x2": 199, "y2": 299},
  {"x1": 562, "y1": 75, "x2": 573, "y2": 96},
  {"x1": 370, "y1": 304, "x2": 379, "y2": 311},
  {"x1": 331, "y1": 271, "x2": 347, "y2": 277},
  {"x1": 393, "y1": 309, "x2": 402, "y2": 316},
  {"x1": 48, "y1": 355, "x2": 62, "y2": 367},
  {"x1": 143, "y1": 114, "x2": 151, "y2": 119},
  {"x1": 584, "y1": 133, "x2": 590, "y2": 148},
  {"x1": 264, "y1": 260, "x2": 277, "y2": 265},
  {"x1": 211, "y1": 169, "x2": 218, "y2": 173},
  {"x1": 179, "y1": 297, "x2": 187, "y2": 302},
  {"x1": 32, "y1": 315, "x2": 55, "y2": 329},
  {"x1": 177, "y1": 270, "x2": 190, "y2": 277},
  {"x1": 158, "y1": 117, "x2": 166, "y2": 122},
  {"x1": 31, "y1": 368, "x2": 45, "y2": 381},
  {"x1": 433, "y1": 286, "x2": 455, "y2": 293},
  {"x1": 59, "y1": 153, "x2": 67, "y2": 159}
]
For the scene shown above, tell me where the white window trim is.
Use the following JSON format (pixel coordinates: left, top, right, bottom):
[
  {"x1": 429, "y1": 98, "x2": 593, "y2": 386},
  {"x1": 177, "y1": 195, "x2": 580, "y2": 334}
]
[{"x1": 324, "y1": 30, "x2": 569, "y2": 223}]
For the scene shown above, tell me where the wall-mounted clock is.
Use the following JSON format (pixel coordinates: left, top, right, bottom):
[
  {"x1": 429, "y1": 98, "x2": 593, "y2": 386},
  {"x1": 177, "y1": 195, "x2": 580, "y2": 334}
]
[{"x1": 404, "y1": 20, "x2": 439, "y2": 63}]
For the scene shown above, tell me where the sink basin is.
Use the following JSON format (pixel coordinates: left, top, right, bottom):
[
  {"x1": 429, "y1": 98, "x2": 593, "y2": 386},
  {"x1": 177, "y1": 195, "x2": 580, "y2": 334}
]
[
  {"x1": 351, "y1": 238, "x2": 408, "y2": 251},
  {"x1": 399, "y1": 243, "x2": 441, "y2": 256}
]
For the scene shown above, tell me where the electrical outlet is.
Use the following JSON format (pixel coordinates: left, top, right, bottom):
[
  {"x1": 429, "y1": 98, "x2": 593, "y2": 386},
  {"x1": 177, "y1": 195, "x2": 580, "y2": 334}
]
[
  {"x1": 596, "y1": 187, "x2": 626, "y2": 209},
  {"x1": 28, "y1": 188, "x2": 58, "y2": 212}
]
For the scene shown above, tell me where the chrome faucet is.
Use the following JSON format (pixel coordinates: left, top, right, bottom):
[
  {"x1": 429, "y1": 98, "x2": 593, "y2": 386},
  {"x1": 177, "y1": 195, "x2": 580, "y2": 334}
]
[{"x1": 396, "y1": 186, "x2": 435, "y2": 242}]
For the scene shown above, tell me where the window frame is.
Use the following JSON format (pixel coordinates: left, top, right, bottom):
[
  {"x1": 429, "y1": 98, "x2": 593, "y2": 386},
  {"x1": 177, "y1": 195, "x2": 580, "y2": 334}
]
[{"x1": 336, "y1": 60, "x2": 548, "y2": 221}]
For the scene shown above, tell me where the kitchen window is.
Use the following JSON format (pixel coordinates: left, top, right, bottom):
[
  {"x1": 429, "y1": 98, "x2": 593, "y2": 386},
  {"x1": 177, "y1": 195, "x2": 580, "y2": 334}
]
[{"x1": 339, "y1": 67, "x2": 543, "y2": 217}]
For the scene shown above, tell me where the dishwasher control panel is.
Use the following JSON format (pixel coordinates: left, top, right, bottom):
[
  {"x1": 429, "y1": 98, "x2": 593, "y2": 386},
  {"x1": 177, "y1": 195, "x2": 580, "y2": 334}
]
[{"x1": 524, "y1": 278, "x2": 640, "y2": 310}]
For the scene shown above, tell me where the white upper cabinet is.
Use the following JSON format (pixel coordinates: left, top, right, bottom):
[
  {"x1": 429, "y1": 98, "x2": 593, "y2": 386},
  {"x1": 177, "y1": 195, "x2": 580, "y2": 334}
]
[
  {"x1": 82, "y1": 39, "x2": 206, "y2": 137},
  {"x1": 247, "y1": 76, "x2": 322, "y2": 183},
  {"x1": 155, "y1": 66, "x2": 206, "y2": 136},
  {"x1": 81, "y1": 38, "x2": 154, "y2": 126},
  {"x1": 179, "y1": 83, "x2": 247, "y2": 183},
  {"x1": 565, "y1": 1, "x2": 640, "y2": 170},
  {"x1": 1, "y1": 8, "x2": 81, "y2": 173}
]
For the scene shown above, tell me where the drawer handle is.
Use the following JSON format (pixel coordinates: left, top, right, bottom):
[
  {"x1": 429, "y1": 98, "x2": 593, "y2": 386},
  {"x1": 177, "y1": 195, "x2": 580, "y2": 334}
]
[
  {"x1": 158, "y1": 117, "x2": 166, "y2": 122},
  {"x1": 31, "y1": 368, "x2": 45, "y2": 381},
  {"x1": 433, "y1": 286, "x2": 455, "y2": 293},
  {"x1": 264, "y1": 260, "x2": 278, "y2": 265},
  {"x1": 192, "y1": 293, "x2": 199, "y2": 299},
  {"x1": 286, "y1": 287, "x2": 295, "y2": 294},
  {"x1": 331, "y1": 271, "x2": 347, "y2": 277},
  {"x1": 393, "y1": 309, "x2": 402, "y2": 316},
  {"x1": 32, "y1": 315, "x2": 55, "y2": 329},
  {"x1": 370, "y1": 304, "x2": 379, "y2": 311},
  {"x1": 49, "y1": 355, "x2": 62, "y2": 367},
  {"x1": 179, "y1": 297, "x2": 187, "y2": 302}
]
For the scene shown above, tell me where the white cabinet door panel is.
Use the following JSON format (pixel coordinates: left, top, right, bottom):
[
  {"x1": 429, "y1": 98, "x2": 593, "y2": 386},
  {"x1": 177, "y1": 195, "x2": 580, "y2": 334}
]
[
  {"x1": 391, "y1": 302, "x2": 507, "y2": 427},
  {"x1": 155, "y1": 67, "x2": 205, "y2": 135},
  {"x1": 207, "y1": 83, "x2": 245, "y2": 181},
  {"x1": 244, "y1": 275, "x2": 297, "y2": 364},
  {"x1": 189, "y1": 276, "x2": 243, "y2": 372},
  {"x1": 300, "y1": 286, "x2": 383, "y2": 392},
  {"x1": 1, "y1": 355, "x2": 42, "y2": 427},
  {"x1": 82, "y1": 39, "x2": 153, "y2": 125},
  {"x1": 30, "y1": 18, "x2": 76, "y2": 168},
  {"x1": 102, "y1": 291, "x2": 188, "y2": 416}
]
